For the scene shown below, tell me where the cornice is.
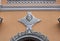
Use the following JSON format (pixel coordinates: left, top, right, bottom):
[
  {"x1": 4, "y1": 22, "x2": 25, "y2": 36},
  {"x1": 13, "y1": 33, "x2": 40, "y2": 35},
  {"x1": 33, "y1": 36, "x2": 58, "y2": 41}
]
[{"x1": 0, "y1": 5, "x2": 60, "y2": 11}]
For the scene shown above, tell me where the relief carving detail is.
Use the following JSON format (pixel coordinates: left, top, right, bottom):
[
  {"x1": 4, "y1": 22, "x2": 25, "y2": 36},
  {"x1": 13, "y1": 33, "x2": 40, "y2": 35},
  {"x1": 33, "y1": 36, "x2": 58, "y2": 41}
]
[{"x1": 10, "y1": 12, "x2": 49, "y2": 41}]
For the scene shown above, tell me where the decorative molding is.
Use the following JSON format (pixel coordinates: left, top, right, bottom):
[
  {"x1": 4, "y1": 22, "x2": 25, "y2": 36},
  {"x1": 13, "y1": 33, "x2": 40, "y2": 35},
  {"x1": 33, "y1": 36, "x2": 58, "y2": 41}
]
[
  {"x1": 18, "y1": 12, "x2": 40, "y2": 33},
  {"x1": 7, "y1": 0, "x2": 56, "y2": 4},
  {"x1": 10, "y1": 12, "x2": 49, "y2": 41},
  {"x1": 7, "y1": 1, "x2": 55, "y2": 4},
  {"x1": 0, "y1": 5, "x2": 60, "y2": 11},
  {"x1": 0, "y1": 0, "x2": 60, "y2": 11},
  {"x1": 10, "y1": 31, "x2": 49, "y2": 41}
]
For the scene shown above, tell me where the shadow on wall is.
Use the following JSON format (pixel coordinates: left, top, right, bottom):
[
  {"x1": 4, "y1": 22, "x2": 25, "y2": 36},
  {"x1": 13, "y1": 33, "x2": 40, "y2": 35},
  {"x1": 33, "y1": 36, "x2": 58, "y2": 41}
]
[
  {"x1": 0, "y1": 17, "x2": 3, "y2": 32},
  {"x1": 57, "y1": 18, "x2": 60, "y2": 29},
  {"x1": 57, "y1": 23, "x2": 60, "y2": 29}
]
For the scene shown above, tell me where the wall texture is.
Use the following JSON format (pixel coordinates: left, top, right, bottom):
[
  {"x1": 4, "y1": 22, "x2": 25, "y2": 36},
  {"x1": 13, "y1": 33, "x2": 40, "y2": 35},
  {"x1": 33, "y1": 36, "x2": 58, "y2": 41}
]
[
  {"x1": 0, "y1": 0, "x2": 60, "y2": 41},
  {"x1": 0, "y1": 11, "x2": 60, "y2": 41}
]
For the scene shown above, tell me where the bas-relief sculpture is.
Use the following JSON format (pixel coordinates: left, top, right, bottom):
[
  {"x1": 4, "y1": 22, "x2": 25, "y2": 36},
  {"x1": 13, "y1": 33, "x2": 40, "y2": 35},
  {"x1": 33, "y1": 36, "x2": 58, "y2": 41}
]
[{"x1": 10, "y1": 12, "x2": 49, "y2": 41}]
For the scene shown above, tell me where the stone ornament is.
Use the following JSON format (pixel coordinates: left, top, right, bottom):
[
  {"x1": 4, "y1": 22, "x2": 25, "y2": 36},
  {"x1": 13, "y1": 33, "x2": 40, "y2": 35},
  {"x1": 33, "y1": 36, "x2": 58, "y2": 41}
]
[
  {"x1": 10, "y1": 12, "x2": 49, "y2": 41},
  {"x1": 18, "y1": 12, "x2": 40, "y2": 33},
  {"x1": 0, "y1": 17, "x2": 3, "y2": 24},
  {"x1": 10, "y1": 31, "x2": 49, "y2": 41}
]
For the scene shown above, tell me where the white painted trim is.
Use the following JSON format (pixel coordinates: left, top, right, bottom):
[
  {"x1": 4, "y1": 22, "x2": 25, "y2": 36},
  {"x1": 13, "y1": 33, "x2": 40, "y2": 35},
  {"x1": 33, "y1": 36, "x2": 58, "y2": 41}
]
[
  {"x1": 1, "y1": 8, "x2": 60, "y2": 11},
  {"x1": 0, "y1": 5, "x2": 60, "y2": 11}
]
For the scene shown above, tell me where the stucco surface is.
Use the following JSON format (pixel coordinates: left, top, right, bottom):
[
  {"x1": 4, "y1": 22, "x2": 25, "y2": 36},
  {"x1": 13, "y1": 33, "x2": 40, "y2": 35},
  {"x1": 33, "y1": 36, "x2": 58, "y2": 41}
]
[
  {"x1": 0, "y1": 0, "x2": 60, "y2": 41},
  {"x1": 0, "y1": 11, "x2": 60, "y2": 41}
]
